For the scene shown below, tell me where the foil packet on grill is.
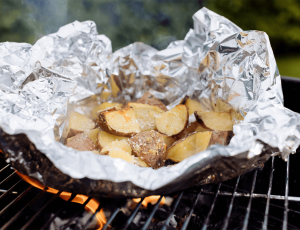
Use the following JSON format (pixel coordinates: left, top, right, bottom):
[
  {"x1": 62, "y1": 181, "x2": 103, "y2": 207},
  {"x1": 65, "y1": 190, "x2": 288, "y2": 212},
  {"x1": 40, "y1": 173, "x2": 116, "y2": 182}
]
[{"x1": 1, "y1": 7, "x2": 300, "y2": 198}]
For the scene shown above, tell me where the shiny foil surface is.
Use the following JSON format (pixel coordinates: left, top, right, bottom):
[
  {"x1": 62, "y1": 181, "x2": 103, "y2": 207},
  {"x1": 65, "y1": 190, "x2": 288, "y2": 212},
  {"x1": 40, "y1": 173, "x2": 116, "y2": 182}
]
[{"x1": 1, "y1": 8, "x2": 300, "y2": 197}]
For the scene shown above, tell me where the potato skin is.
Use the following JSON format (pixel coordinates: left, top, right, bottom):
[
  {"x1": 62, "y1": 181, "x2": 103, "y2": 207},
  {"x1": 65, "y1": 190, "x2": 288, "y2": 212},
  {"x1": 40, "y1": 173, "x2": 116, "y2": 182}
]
[
  {"x1": 67, "y1": 129, "x2": 84, "y2": 139},
  {"x1": 129, "y1": 130, "x2": 167, "y2": 169},
  {"x1": 208, "y1": 131, "x2": 234, "y2": 146},
  {"x1": 66, "y1": 134, "x2": 96, "y2": 151},
  {"x1": 136, "y1": 92, "x2": 168, "y2": 112}
]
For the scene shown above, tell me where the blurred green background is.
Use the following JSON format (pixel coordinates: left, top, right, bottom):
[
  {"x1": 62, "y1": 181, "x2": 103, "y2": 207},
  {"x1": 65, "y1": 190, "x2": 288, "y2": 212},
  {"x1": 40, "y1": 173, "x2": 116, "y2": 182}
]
[{"x1": 1, "y1": 0, "x2": 300, "y2": 77}]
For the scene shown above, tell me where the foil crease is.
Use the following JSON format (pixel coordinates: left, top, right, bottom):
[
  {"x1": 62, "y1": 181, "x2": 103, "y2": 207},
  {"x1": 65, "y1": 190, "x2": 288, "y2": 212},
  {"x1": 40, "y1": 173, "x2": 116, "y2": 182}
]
[{"x1": 1, "y1": 7, "x2": 300, "y2": 197}]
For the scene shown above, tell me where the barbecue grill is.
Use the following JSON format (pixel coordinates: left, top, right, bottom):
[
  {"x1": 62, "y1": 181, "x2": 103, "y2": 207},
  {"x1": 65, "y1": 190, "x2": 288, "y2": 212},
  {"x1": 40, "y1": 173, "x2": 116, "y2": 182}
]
[{"x1": 0, "y1": 76, "x2": 299, "y2": 230}]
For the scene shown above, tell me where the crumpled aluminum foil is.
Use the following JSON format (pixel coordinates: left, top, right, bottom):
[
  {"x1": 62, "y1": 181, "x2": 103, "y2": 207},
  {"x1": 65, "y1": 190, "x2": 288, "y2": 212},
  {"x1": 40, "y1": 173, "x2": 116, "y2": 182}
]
[{"x1": 1, "y1": 7, "x2": 300, "y2": 198}]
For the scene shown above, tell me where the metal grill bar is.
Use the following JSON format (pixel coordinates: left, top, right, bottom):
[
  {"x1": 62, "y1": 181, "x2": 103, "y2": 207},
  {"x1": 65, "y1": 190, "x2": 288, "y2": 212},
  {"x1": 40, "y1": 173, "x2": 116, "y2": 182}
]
[
  {"x1": 181, "y1": 188, "x2": 202, "y2": 230},
  {"x1": 242, "y1": 169, "x2": 258, "y2": 230},
  {"x1": 82, "y1": 203, "x2": 102, "y2": 230},
  {"x1": 0, "y1": 189, "x2": 17, "y2": 194},
  {"x1": 283, "y1": 155, "x2": 290, "y2": 230},
  {"x1": 141, "y1": 196, "x2": 163, "y2": 230},
  {"x1": 0, "y1": 179, "x2": 22, "y2": 201},
  {"x1": 222, "y1": 176, "x2": 240, "y2": 230},
  {"x1": 121, "y1": 197, "x2": 145, "y2": 230},
  {"x1": 0, "y1": 164, "x2": 9, "y2": 173},
  {"x1": 262, "y1": 156, "x2": 275, "y2": 230},
  {"x1": 102, "y1": 208, "x2": 120, "y2": 230},
  {"x1": 161, "y1": 191, "x2": 184, "y2": 230},
  {"x1": 0, "y1": 187, "x2": 48, "y2": 230},
  {"x1": 0, "y1": 171, "x2": 16, "y2": 186}
]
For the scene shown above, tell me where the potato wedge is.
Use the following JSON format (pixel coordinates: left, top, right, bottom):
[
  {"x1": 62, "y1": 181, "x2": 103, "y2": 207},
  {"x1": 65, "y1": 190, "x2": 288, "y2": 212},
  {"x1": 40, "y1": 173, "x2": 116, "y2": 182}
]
[
  {"x1": 83, "y1": 128, "x2": 100, "y2": 146},
  {"x1": 167, "y1": 131, "x2": 233, "y2": 162},
  {"x1": 97, "y1": 107, "x2": 141, "y2": 137},
  {"x1": 97, "y1": 131, "x2": 129, "y2": 150},
  {"x1": 65, "y1": 136, "x2": 74, "y2": 144},
  {"x1": 100, "y1": 140, "x2": 134, "y2": 163},
  {"x1": 128, "y1": 102, "x2": 164, "y2": 131},
  {"x1": 174, "y1": 121, "x2": 211, "y2": 140},
  {"x1": 67, "y1": 111, "x2": 96, "y2": 138},
  {"x1": 185, "y1": 98, "x2": 203, "y2": 115},
  {"x1": 162, "y1": 135, "x2": 176, "y2": 149},
  {"x1": 136, "y1": 92, "x2": 168, "y2": 111},
  {"x1": 134, "y1": 157, "x2": 150, "y2": 167},
  {"x1": 195, "y1": 111, "x2": 233, "y2": 131},
  {"x1": 155, "y1": 105, "x2": 189, "y2": 136},
  {"x1": 66, "y1": 133, "x2": 96, "y2": 152},
  {"x1": 91, "y1": 102, "x2": 122, "y2": 119},
  {"x1": 129, "y1": 130, "x2": 167, "y2": 169}
]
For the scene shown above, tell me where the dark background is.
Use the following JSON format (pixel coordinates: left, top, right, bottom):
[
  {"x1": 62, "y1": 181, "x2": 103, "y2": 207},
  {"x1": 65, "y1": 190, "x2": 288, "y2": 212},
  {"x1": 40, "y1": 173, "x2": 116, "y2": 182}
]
[{"x1": 2, "y1": 0, "x2": 300, "y2": 77}]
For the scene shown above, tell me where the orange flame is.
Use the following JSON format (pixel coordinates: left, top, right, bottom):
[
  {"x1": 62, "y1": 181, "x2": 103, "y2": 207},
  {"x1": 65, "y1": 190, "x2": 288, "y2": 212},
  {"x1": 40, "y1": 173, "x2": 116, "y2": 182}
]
[
  {"x1": 15, "y1": 171, "x2": 106, "y2": 230},
  {"x1": 133, "y1": 195, "x2": 166, "y2": 207}
]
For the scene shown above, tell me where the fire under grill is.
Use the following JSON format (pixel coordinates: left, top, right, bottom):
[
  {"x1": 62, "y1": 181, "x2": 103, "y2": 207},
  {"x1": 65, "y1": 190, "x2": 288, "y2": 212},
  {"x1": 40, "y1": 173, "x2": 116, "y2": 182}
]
[{"x1": 0, "y1": 76, "x2": 300, "y2": 230}]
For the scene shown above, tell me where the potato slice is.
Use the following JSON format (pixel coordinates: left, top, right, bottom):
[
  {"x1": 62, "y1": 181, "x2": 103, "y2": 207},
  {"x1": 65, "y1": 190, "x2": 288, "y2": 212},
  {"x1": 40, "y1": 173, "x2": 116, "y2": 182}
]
[
  {"x1": 67, "y1": 111, "x2": 96, "y2": 138},
  {"x1": 155, "y1": 105, "x2": 189, "y2": 136},
  {"x1": 136, "y1": 92, "x2": 168, "y2": 111},
  {"x1": 195, "y1": 111, "x2": 233, "y2": 131},
  {"x1": 167, "y1": 131, "x2": 233, "y2": 162},
  {"x1": 174, "y1": 121, "x2": 211, "y2": 140},
  {"x1": 185, "y1": 98, "x2": 203, "y2": 115},
  {"x1": 134, "y1": 157, "x2": 150, "y2": 167},
  {"x1": 162, "y1": 135, "x2": 176, "y2": 149},
  {"x1": 66, "y1": 133, "x2": 96, "y2": 152},
  {"x1": 91, "y1": 102, "x2": 122, "y2": 119},
  {"x1": 97, "y1": 131, "x2": 129, "y2": 150},
  {"x1": 128, "y1": 102, "x2": 164, "y2": 131},
  {"x1": 129, "y1": 130, "x2": 167, "y2": 169},
  {"x1": 97, "y1": 107, "x2": 141, "y2": 137},
  {"x1": 65, "y1": 136, "x2": 74, "y2": 144},
  {"x1": 83, "y1": 128, "x2": 100, "y2": 146},
  {"x1": 100, "y1": 140, "x2": 134, "y2": 163}
]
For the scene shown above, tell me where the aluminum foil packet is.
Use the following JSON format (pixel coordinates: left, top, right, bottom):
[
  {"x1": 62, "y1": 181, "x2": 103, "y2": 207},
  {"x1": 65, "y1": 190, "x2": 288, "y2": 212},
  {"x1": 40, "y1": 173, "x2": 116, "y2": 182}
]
[{"x1": 1, "y1": 7, "x2": 300, "y2": 198}]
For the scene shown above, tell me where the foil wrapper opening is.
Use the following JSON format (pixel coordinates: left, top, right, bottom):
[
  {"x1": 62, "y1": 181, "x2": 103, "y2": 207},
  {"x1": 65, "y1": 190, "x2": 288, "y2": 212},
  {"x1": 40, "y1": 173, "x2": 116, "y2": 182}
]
[{"x1": 1, "y1": 7, "x2": 300, "y2": 197}]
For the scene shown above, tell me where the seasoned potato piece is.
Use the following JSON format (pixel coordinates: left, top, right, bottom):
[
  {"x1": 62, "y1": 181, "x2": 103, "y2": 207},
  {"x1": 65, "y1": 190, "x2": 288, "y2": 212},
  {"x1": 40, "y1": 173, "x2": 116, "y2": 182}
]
[
  {"x1": 66, "y1": 133, "x2": 96, "y2": 152},
  {"x1": 214, "y1": 99, "x2": 232, "y2": 113},
  {"x1": 155, "y1": 105, "x2": 189, "y2": 136},
  {"x1": 167, "y1": 131, "x2": 233, "y2": 162},
  {"x1": 67, "y1": 111, "x2": 96, "y2": 138},
  {"x1": 97, "y1": 107, "x2": 141, "y2": 137},
  {"x1": 185, "y1": 98, "x2": 203, "y2": 115},
  {"x1": 128, "y1": 103, "x2": 164, "y2": 131},
  {"x1": 174, "y1": 121, "x2": 211, "y2": 140},
  {"x1": 97, "y1": 131, "x2": 129, "y2": 150},
  {"x1": 65, "y1": 136, "x2": 74, "y2": 144},
  {"x1": 100, "y1": 140, "x2": 134, "y2": 163},
  {"x1": 136, "y1": 92, "x2": 168, "y2": 111},
  {"x1": 134, "y1": 157, "x2": 150, "y2": 167},
  {"x1": 83, "y1": 128, "x2": 100, "y2": 146},
  {"x1": 91, "y1": 102, "x2": 122, "y2": 119},
  {"x1": 92, "y1": 150, "x2": 100, "y2": 154},
  {"x1": 129, "y1": 130, "x2": 167, "y2": 169},
  {"x1": 195, "y1": 111, "x2": 233, "y2": 131},
  {"x1": 162, "y1": 135, "x2": 176, "y2": 149}
]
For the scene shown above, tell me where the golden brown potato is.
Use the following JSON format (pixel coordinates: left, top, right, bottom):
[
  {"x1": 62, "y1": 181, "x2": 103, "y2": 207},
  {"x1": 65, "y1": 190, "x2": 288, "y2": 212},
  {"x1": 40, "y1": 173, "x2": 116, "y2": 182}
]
[
  {"x1": 174, "y1": 121, "x2": 211, "y2": 140},
  {"x1": 83, "y1": 128, "x2": 100, "y2": 147},
  {"x1": 129, "y1": 130, "x2": 167, "y2": 169},
  {"x1": 162, "y1": 135, "x2": 176, "y2": 149},
  {"x1": 134, "y1": 157, "x2": 150, "y2": 167},
  {"x1": 127, "y1": 102, "x2": 164, "y2": 131},
  {"x1": 97, "y1": 107, "x2": 141, "y2": 137},
  {"x1": 91, "y1": 102, "x2": 122, "y2": 119},
  {"x1": 195, "y1": 111, "x2": 233, "y2": 131},
  {"x1": 167, "y1": 131, "x2": 233, "y2": 162},
  {"x1": 97, "y1": 131, "x2": 129, "y2": 150},
  {"x1": 136, "y1": 92, "x2": 168, "y2": 111},
  {"x1": 100, "y1": 140, "x2": 134, "y2": 163},
  {"x1": 185, "y1": 98, "x2": 203, "y2": 115},
  {"x1": 66, "y1": 111, "x2": 96, "y2": 138},
  {"x1": 214, "y1": 98, "x2": 244, "y2": 124},
  {"x1": 155, "y1": 105, "x2": 189, "y2": 136},
  {"x1": 66, "y1": 133, "x2": 96, "y2": 152}
]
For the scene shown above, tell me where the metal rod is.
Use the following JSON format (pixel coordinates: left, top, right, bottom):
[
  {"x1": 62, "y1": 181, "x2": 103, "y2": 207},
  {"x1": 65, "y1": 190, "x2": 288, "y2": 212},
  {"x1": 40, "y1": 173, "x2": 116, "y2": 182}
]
[
  {"x1": 222, "y1": 176, "x2": 240, "y2": 230},
  {"x1": 0, "y1": 189, "x2": 17, "y2": 194},
  {"x1": 161, "y1": 191, "x2": 184, "y2": 230},
  {"x1": 0, "y1": 171, "x2": 16, "y2": 186},
  {"x1": 283, "y1": 155, "x2": 290, "y2": 230},
  {"x1": 0, "y1": 164, "x2": 9, "y2": 173},
  {"x1": 202, "y1": 183, "x2": 221, "y2": 230},
  {"x1": 0, "y1": 179, "x2": 22, "y2": 201},
  {"x1": 0, "y1": 185, "x2": 32, "y2": 216},
  {"x1": 242, "y1": 170, "x2": 258, "y2": 230},
  {"x1": 0, "y1": 187, "x2": 48, "y2": 230},
  {"x1": 141, "y1": 196, "x2": 163, "y2": 230},
  {"x1": 82, "y1": 203, "x2": 102, "y2": 230},
  {"x1": 262, "y1": 156, "x2": 275, "y2": 230},
  {"x1": 181, "y1": 188, "x2": 202, "y2": 230},
  {"x1": 102, "y1": 208, "x2": 120, "y2": 230},
  {"x1": 121, "y1": 198, "x2": 145, "y2": 230}
]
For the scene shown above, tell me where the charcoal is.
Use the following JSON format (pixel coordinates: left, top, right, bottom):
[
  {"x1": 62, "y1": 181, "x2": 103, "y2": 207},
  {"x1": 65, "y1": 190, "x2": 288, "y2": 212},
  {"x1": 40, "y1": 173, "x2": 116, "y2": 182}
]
[
  {"x1": 110, "y1": 211, "x2": 128, "y2": 229},
  {"x1": 154, "y1": 207, "x2": 170, "y2": 220}
]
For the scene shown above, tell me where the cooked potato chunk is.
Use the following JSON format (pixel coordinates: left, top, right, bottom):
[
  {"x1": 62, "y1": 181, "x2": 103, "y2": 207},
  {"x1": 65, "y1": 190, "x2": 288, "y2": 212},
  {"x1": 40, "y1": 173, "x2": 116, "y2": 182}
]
[
  {"x1": 174, "y1": 121, "x2": 211, "y2": 140},
  {"x1": 100, "y1": 140, "x2": 134, "y2": 163},
  {"x1": 162, "y1": 135, "x2": 176, "y2": 149},
  {"x1": 128, "y1": 103, "x2": 164, "y2": 131},
  {"x1": 136, "y1": 92, "x2": 168, "y2": 111},
  {"x1": 97, "y1": 107, "x2": 141, "y2": 137},
  {"x1": 185, "y1": 98, "x2": 203, "y2": 115},
  {"x1": 83, "y1": 128, "x2": 100, "y2": 146},
  {"x1": 67, "y1": 111, "x2": 96, "y2": 138},
  {"x1": 97, "y1": 131, "x2": 129, "y2": 150},
  {"x1": 129, "y1": 130, "x2": 167, "y2": 169},
  {"x1": 66, "y1": 133, "x2": 96, "y2": 152},
  {"x1": 155, "y1": 105, "x2": 189, "y2": 136},
  {"x1": 134, "y1": 157, "x2": 150, "y2": 167},
  {"x1": 195, "y1": 111, "x2": 233, "y2": 131},
  {"x1": 91, "y1": 102, "x2": 122, "y2": 119}
]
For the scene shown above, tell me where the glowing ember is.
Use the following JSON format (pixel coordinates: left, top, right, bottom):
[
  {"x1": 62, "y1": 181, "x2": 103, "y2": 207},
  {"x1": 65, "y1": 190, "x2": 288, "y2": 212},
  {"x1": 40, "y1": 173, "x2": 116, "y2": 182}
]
[{"x1": 133, "y1": 195, "x2": 166, "y2": 207}]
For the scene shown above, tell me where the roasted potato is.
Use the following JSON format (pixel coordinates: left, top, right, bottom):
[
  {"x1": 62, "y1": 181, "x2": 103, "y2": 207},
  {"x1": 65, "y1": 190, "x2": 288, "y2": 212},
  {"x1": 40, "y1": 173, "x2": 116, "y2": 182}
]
[
  {"x1": 214, "y1": 98, "x2": 244, "y2": 124},
  {"x1": 195, "y1": 111, "x2": 233, "y2": 131},
  {"x1": 97, "y1": 107, "x2": 141, "y2": 137},
  {"x1": 134, "y1": 157, "x2": 150, "y2": 167},
  {"x1": 127, "y1": 102, "x2": 164, "y2": 131},
  {"x1": 83, "y1": 128, "x2": 100, "y2": 147},
  {"x1": 136, "y1": 92, "x2": 168, "y2": 111},
  {"x1": 129, "y1": 130, "x2": 167, "y2": 169},
  {"x1": 66, "y1": 111, "x2": 96, "y2": 138},
  {"x1": 174, "y1": 121, "x2": 211, "y2": 140},
  {"x1": 66, "y1": 133, "x2": 96, "y2": 151},
  {"x1": 91, "y1": 102, "x2": 122, "y2": 119},
  {"x1": 155, "y1": 105, "x2": 189, "y2": 136},
  {"x1": 97, "y1": 130, "x2": 129, "y2": 150},
  {"x1": 167, "y1": 131, "x2": 233, "y2": 162},
  {"x1": 100, "y1": 140, "x2": 134, "y2": 163},
  {"x1": 162, "y1": 135, "x2": 176, "y2": 149},
  {"x1": 185, "y1": 98, "x2": 203, "y2": 115}
]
